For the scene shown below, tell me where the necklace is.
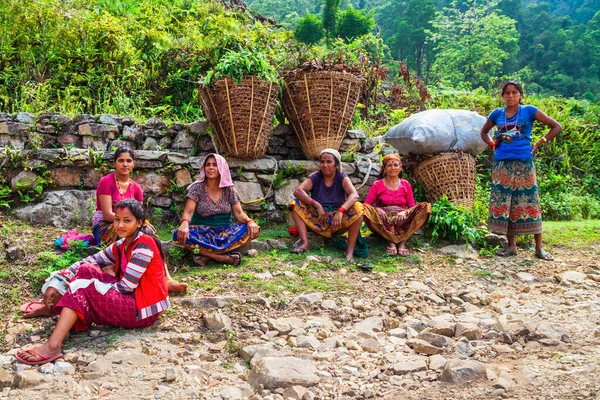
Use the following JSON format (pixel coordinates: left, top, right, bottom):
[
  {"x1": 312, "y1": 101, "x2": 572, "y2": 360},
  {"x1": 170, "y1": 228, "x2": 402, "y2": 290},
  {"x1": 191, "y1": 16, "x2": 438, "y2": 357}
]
[
  {"x1": 115, "y1": 174, "x2": 130, "y2": 197},
  {"x1": 384, "y1": 178, "x2": 401, "y2": 205}
]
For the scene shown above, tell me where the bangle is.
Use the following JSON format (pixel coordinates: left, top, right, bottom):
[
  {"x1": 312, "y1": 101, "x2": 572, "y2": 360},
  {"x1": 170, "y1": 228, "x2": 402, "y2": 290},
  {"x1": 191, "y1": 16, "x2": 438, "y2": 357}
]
[
  {"x1": 181, "y1": 218, "x2": 190, "y2": 224},
  {"x1": 247, "y1": 219, "x2": 255, "y2": 225},
  {"x1": 541, "y1": 137, "x2": 548, "y2": 143},
  {"x1": 487, "y1": 141, "x2": 495, "y2": 149},
  {"x1": 337, "y1": 206, "x2": 346, "y2": 214}
]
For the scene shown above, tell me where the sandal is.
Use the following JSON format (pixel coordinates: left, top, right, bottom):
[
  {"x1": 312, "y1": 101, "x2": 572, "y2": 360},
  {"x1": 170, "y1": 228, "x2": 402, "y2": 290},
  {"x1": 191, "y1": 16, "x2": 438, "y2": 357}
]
[
  {"x1": 227, "y1": 252, "x2": 242, "y2": 267},
  {"x1": 495, "y1": 248, "x2": 517, "y2": 257},
  {"x1": 535, "y1": 251, "x2": 554, "y2": 261},
  {"x1": 397, "y1": 248, "x2": 410, "y2": 256},
  {"x1": 291, "y1": 246, "x2": 308, "y2": 254},
  {"x1": 15, "y1": 350, "x2": 64, "y2": 366},
  {"x1": 386, "y1": 245, "x2": 398, "y2": 255},
  {"x1": 193, "y1": 255, "x2": 210, "y2": 267}
]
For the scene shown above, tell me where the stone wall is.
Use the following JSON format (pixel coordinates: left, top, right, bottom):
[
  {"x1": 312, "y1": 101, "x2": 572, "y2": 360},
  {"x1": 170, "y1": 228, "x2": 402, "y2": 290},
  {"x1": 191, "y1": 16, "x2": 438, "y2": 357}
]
[{"x1": 0, "y1": 112, "x2": 392, "y2": 227}]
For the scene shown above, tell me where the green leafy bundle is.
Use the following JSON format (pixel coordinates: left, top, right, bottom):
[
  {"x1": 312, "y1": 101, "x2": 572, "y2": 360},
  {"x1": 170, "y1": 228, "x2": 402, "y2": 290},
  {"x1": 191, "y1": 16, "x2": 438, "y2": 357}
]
[{"x1": 203, "y1": 50, "x2": 279, "y2": 86}]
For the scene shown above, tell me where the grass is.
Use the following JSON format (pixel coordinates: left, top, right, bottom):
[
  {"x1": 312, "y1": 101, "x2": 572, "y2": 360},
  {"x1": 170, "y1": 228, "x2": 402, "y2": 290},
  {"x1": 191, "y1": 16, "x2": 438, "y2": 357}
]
[{"x1": 542, "y1": 220, "x2": 600, "y2": 251}]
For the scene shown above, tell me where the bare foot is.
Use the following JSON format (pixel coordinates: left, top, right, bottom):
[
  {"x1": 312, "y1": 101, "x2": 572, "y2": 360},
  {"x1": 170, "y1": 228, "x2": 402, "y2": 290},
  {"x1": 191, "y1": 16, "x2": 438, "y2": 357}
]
[
  {"x1": 167, "y1": 280, "x2": 188, "y2": 293},
  {"x1": 22, "y1": 304, "x2": 54, "y2": 319},
  {"x1": 345, "y1": 253, "x2": 356, "y2": 264}
]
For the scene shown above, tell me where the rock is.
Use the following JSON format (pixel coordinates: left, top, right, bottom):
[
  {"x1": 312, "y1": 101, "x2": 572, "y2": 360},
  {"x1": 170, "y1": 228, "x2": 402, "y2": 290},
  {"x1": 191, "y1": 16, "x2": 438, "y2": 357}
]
[
  {"x1": 556, "y1": 271, "x2": 587, "y2": 283},
  {"x1": 14, "y1": 190, "x2": 95, "y2": 228},
  {"x1": 0, "y1": 121, "x2": 31, "y2": 136},
  {"x1": 407, "y1": 280, "x2": 431, "y2": 292},
  {"x1": 297, "y1": 336, "x2": 321, "y2": 350},
  {"x1": 5, "y1": 246, "x2": 24, "y2": 262},
  {"x1": 360, "y1": 339, "x2": 381, "y2": 353},
  {"x1": 134, "y1": 171, "x2": 171, "y2": 196},
  {"x1": 54, "y1": 362, "x2": 76, "y2": 375},
  {"x1": 407, "y1": 339, "x2": 444, "y2": 355},
  {"x1": 15, "y1": 370, "x2": 43, "y2": 388},
  {"x1": 321, "y1": 300, "x2": 338, "y2": 310},
  {"x1": 416, "y1": 332, "x2": 451, "y2": 347},
  {"x1": 282, "y1": 385, "x2": 308, "y2": 400},
  {"x1": 180, "y1": 296, "x2": 240, "y2": 308},
  {"x1": 429, "y1": 354, "x2": 447, "y2": 371},
  {"x1": 516, "y1": 272, "x2": 536, "y2": 282},
  {"x1": 485, "y1": 233, "x2": 508, "y2": 249},
  {"x1": 78, "y1": 123, "x2": 119, "y2": 139},
  {"x1": 454, "y1": 338, "x2": 476, "y2": 357},
  {"x1": 275, "y1": 179, "x2": 300, "y2": 206},
  {"x1": 235, "y1": 181, "x2": 264, "y2": 211},
  {"x1": 292, "y1": 293, "x2": 323, "y2": 305},
  {"x1": 103, "y1": 349, "x2": 150, "y2": 367},
  {"x1": 425, "y1": 293, "x2": 446, "y2": 305},
  {"x1": 51, "y1": 167, "x2": 81, "y2": 188},
  {"x1": 392, "y1": 356, "x2": 427, "y2": 375},
  {"x1": 440, "y1": 360, "x2": 486, "y2": 384},
  {"x1": 142, "y1": 137, "x2": 159, "y2": 150},
  {"x1": 171, "y1": 130, "x2": 195, "y2": 150},
  {"x1": 346, "y1": 129, "x2": 366, "y2": 139},
  {"x1": 440, "y1": 244, "x2": 478, "y2": 259},
  {"x1": 293, "y1": 233, "x2": 325, "y2": 250},
  {"x1": 248, "y1": 357, "x2": 319, "y2": 389},
  {"x1": 353, "y1": 316, "x2": 384, "y2": 333},
  {"x1": 239, "y1": 343, "x2": 276, "y2": 362},
  {"x1": 268, "y1": 317, "x2": 304, "y2": 335},
  {"x1": 164, "y1": 366, "x2": 178, "y2": 382},
  {"x1": 187, "y1": 121, "x2": 209, "y2": 135},
  {"x1": 227, "y1": 158, "x2": 277, "y2": 172},
  {"x1": 98, "y1": 114, "x2": 123, "y2": 127},
  {"x1": 247, "y1": 249, "x2": 259, "y2": 257},
  {"x1": 534, "y1": 323, "x2": 571, "y2": 343},
  {"x1": 428, "y1": 315, "x2": 456, "y2": 337},
  {"x1": 454, "y1": 322, "x2": 483, "y2": 341},
  {"x1": 266, "y1": 239, "x2": 288, "y2": 250},
  {"x1": 496, "y1": 314, "x2": 534, "y2": 336},
  {"x1": 0, "y1": 369, "x2": 13, "y2": 388},
  {"x1": 203, "y1": 313, "x2": 232, "y2": 331},
  {"x1": 10, "y1": 170, "x2": 38, "y2": 191},
  {"x1": 16, "y1": 112, "x2": 36, "y2": 124}
]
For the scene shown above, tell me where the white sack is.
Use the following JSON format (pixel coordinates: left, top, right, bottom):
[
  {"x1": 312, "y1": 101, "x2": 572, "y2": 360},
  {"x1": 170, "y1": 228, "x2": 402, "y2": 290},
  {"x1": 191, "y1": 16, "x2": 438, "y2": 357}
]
[{"x1": 384, "y1": 109, "x2": 491, "y2": 156}]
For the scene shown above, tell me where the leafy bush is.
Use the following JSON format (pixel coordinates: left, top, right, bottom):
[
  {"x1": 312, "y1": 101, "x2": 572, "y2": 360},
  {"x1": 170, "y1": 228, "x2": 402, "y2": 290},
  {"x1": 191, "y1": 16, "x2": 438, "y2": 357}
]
[
  {"x1": 426, "y1": 196, "x2": 486, "y2": 247},
  {"x1": 294, "y1": 14, "x2": 324, "y2": 45},
  {"x1": 28, "y1": 241, "x2": 89, "y2": 289}
]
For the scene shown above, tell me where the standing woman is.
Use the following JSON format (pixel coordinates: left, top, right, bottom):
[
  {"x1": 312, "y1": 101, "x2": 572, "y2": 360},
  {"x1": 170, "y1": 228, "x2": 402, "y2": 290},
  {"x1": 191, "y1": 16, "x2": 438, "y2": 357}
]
[
  {"x1": 363, "y1": 154, "x2": 431, "y2": 256},
  {"x1": 480, "y1": 80, "x2": 561, "y2": 260},
  {"x1": 174, "y1": 154, "x2": 260, "y2": 267},
  {"x1": 15, "y1": 200, "x2": 169, "y2": 365},
  {"x1": 288, "y1": 149, "x2": 366, "y2": 263}
]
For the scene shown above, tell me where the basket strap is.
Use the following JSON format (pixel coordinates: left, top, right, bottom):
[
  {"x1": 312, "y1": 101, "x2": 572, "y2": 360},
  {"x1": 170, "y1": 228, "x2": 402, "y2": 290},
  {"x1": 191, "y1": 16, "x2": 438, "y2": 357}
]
[
  {"x1": 254, "y1": 81, "x2": 274, "y2": 153},
  {"x1": 202, "y1": 89, "x2": 231, "y2": 153},
  {"x1": 304, "y1": 74, "x2": 316, "y2": 142},
  {"x1": 283, "y1": 80, "x2": 309, "y2": 155},
  {"x1": 335, "y1": 80, "x2": 353, "y2": 140},
  {"x1": 225, "y1": 79, "x2": 238, "y2": 154},
  {"x1": 247, "y1": 77, "x2": 254, "y2": 155}
]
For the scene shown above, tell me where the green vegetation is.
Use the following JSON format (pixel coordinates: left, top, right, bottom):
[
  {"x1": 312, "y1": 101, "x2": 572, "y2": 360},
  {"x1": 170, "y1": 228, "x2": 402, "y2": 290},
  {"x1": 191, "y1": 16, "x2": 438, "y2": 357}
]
[
  {"x1": 29, "y1": 240, "x2": 89, "y2": 289},
  {"x1": 426, "y1": 196, "x2": 486, "y2": 246},
  {"x1": 203, "y1": 50, "x2": 280, "y2": 86}
]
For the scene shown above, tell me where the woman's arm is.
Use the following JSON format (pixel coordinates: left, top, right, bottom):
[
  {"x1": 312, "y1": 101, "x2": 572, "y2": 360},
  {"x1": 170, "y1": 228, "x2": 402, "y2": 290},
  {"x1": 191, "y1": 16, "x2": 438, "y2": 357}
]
[
  {"x1": 175, "y1": 198, "x2": 197, "y2": 243},
  {"x1": 363, "y1": 181, "x2": 379, "y2": 206},
  {"x1": 404, "y1": 180, "x2": 415, "y2": 208},
  {"x1": 479, "y1": 119, "x2": 497, "y2": 150},
  {"x1": 232, "y1": 202, "x2": 260, "y2": 238},
  {"x1": 293, "y1": 177, "x2": 314, "y2": 205},
  {"x1": 99, "y1": 194, "x2": 115, "y2": 222},
  {"x1": 113, "y1": 241, "x2": 153, "y2": 294},
  {"x1": 532, "y1": 110, "x2": 562, "y2": 154},
  {"x1": 340, "y1": 177, "x2": 359, "y2": 210}
]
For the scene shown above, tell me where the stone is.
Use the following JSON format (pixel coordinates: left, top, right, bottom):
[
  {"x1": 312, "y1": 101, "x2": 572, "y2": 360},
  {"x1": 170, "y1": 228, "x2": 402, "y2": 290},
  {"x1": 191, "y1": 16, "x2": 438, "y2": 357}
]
[
  {"x1": 14, "y1": 190, "x2": 95, "y2": 228},
  {"x1": 353, "y1": 316, "x2": 383, "y2": 333},
  {"x1": 203, "y1": 313, "x2": 232, "y2": 331},
  {"x1": 495, "y1": 314, "x2": 534, "y2": 336},
  {"x1": 275, "y1": 179, "x2": 300, "y2": 206},
  {"x1": 78, "y1": 123, "x2": 119, "y2": 139},
  {"x1": 534, "y1": 323, "x2": 571, "y2": 343},
  {"x1": 266, "y1": 239, "x2": 287, "y2": 250},
  {"x1": 346, "y1": 129, "x2": 366, "y2": 139},
  {"x1": 283, "y1": 385, "x2": 307, "y2": 400},
  {"x1": 297, "y1": 336, "x2": 321, "y2": 350},
  {"x1": 248, "y1": 357, "x2": 319, "y2": 389},
  {"x1": 220, "y1": 387, "x2": 243, "y2": 400},
  {"x1": 321, "y1": 300, "x2": 338, "y2": 310},
  {"x1": 440, "y1": 244, "x2": 478, "y2": 259},
  {"x1": 54, "y1": 362, "x2": 76, "y2": 375},
  {"x1": 292, "y1": 293, "x2": 323, "y2": 305},
  {"x1": 556, "y1": 271, "x2": 587, "y2": 283},
  {"x1": 293, "y1": 233, "x2": 325, "y2": 250},
  {"x1": 485, "y1": 233, "x2": 508, "y2": 248},
  {"x1": 429, "y1": 354, "x2": 447, "y2": 371},
  {"x1": 269, "y1": 317, "x2": 304, "y2": 335},
  {"x1": 454, "y1": 338, "x2": 476, "y2": 357},
  {"x1": 416, "y1": 332, "x2": 451, "y2": 347},
  {"x1": 428, "y1": 315, "x2": 456, "y2": 337},
  {"x1": 180, "y1": 296, "x2": 240, "y2": 308},
  {"x1": 406, "y1": 339, "x2": 443, "y2": 355},
  {"x1": 0, "y1": 121, "x2": 31, "y2": 136},
  {"x1": 360, "y1": 339, "x2": 381, "y2": 353},
  {"x1": 407, "y1": 280, "x2": 431, "y2": 292},
  {"x1": 16, "y1": 112, "x2": 36, "y2": 124},
  {"x1": 51, "y1": 114, "x2": 74, "y2": 128},
  {"x1": 5, "y1": 246, "x2": 24, "y2": 261},
  {"x1": 171, "y1": 130, "x2": 195, "y2": 150},
  {"x1": 516, "y1": 272, "x2": 536, "y2": 282},
  {"x1": 150, "y1": 197, "x2": 172, "y2": 208},
  {"x1": 425, "y1": 293, "x2": 446, "y2": 305},
  {"x1": 392, "y1": 356, "x2": 428, "y2": 375},
  {"x1": 10, "y1": 170, "x2": 38, "y2": 191},
  {"x1": 142, "y1": 137, "x2": 159, "y2": 150},
  {"x1": 227, "y1": 158, "x2": 277, "y2": 172},
  {"x1": 493, "y1": 376, "x2": 515, "y2": 389},
  {"x1": 454, "y1": 322, "x2": 483, "y2": 341},
  {"x1": 51, "y1": 168, "x2": 81, "y2": 188},
  {"x1": 164, "y1": 366, "x2": 178, "y2": 382},
  {"x1": 187, "y1": 121, "x2": 209, "y2": 135},
  {"x1": 98, "y1": 114, "x2": 123, "y2": 127},
  {"x1": 103, "y1": 349, "x2": 150, "y2": 367},
  {"x1": 0, "y1": 369, "x2": 13, "y2": 388},
  {"x1": 239, "y1": 343, "x2": 276, "y2": 362},
  {"x1": 175, "y1": 169, "x2": 193, "y2": 188},
  {"x1": 235, "y1": 181, "x2": 264, "y2": 211},
  {"x1": 134, "y1": 171, "x2": 171, "y2": 195},
  {"x1": 15, "y1": 370, "x2": 43, "y2": 388},
  {"x1": 144, "y1": 117, "x2": 167, "y2": 130},
  {"x1": 440, "y1": 360, "x2": 486, "y2": 384}
]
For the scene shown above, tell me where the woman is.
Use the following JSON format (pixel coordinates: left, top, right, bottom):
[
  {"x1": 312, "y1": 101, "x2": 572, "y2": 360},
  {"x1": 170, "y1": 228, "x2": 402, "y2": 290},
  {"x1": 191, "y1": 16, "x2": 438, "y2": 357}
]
[
  {"x1": 480, "y1": 80, "x2": 561, "y2": 261},
  {"x1": 92, "y1": 146, "x2": 143, "y2": 246},
  {"x1": 288, "y1": 149, "x2": 366, "y2": 263},
  {"x1": 15, "y1": 200, "x2": 169, "y2": 365},
  {"x1": 173, "y1": 153, "x2": 260, "y2": 267},
  {"x1": 363, "y1": 154, "x2": 431, "y2": 256}
]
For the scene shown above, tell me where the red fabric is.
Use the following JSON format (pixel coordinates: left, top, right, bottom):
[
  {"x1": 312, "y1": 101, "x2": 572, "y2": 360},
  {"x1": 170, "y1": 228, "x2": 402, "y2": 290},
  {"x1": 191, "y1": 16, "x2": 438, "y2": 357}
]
[
  {"x1": 113, "y1": 234, "x2": 168, "y2": 314},
  {"x1": 288, "y1": 226, "x2": 299, "y2": 237},
  {"x1": 54, "y1": 264, "x2": 158, "y2": 331},
  {"x1": 95, "y1": 172, "x2": 143, "y2": 212},
  {"x1": 364, "y1": 179, "x2": 415, "y2": 209}
]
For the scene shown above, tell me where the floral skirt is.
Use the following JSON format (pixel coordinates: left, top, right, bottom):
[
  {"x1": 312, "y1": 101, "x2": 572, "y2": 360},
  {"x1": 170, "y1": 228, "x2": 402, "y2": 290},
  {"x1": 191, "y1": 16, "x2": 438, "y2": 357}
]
[
  {"x1": 288, "y1": 199, "x2": 364, "y2": 238},
  {"x1": 172, "y1": 223, "x2": 254, "y2": 255},
  {"x1": 92, "y1": 217, "x2": 118, "y2": 247},
  {"x1": 54, "y1": 264, "x2": 158, "y2": 332},
  {"x1": 364, "y1": 202, "x2": 431, "y2": 243},
  {"x1": 489, "y1": 159, "x2": 542, "y2": 236}
]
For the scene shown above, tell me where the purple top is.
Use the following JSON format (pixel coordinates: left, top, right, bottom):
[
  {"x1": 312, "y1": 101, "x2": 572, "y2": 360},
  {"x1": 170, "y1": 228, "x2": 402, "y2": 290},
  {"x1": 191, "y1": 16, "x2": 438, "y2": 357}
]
[{"x1": 309, "y1": 171, "x2": 347, "y2": 208}]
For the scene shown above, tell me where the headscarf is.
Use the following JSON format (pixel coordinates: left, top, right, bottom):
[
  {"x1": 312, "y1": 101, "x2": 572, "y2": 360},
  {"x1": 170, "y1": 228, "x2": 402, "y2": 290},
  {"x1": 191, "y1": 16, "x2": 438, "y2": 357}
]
[
  {"x1": 197, "y1": 153, "x2": 233, "y2": 188},
  {"x1": 319, "y1": 148, "x2": 342, "y2": 171},
  {"x1": 380, "y1": 153, "x2": 402, "y2": 177}
]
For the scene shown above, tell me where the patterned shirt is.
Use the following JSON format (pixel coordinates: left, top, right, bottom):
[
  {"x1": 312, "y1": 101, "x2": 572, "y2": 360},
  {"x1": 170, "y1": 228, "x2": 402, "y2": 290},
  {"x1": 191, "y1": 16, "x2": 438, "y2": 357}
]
[{"x1": 187, "y1": 181, "x2": 240, "y2": 217}]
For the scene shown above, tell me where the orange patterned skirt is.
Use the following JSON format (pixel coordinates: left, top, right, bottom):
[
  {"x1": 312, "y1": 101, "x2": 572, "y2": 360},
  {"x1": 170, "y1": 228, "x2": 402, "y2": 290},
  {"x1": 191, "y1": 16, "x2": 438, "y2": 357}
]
[{"x1": 364, "y1": 202, "x2": 431, "y2": 243}]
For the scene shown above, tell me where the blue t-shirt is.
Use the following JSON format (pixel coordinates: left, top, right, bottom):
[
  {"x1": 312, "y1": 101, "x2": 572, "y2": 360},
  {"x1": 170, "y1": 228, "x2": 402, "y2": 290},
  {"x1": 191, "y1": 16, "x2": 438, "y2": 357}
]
[{"x1": 488, "y1": 105, "x2": 539, "y2": 161}]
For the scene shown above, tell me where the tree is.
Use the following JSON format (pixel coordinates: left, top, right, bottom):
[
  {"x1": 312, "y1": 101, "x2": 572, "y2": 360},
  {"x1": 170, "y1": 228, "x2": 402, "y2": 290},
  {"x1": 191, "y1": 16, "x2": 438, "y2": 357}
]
[
  {"x1": 294, "y1": 13, "x2": 324, "y2": 44},
  {"x1": 428, "y1": 0, "x2": 519, "y2": 88},
  {"x1": 336, "y1": 7, "x2": 375, "y2": 41},
  {"x1": 322, "y1": 0, "x2": 341, "y2": 44}
]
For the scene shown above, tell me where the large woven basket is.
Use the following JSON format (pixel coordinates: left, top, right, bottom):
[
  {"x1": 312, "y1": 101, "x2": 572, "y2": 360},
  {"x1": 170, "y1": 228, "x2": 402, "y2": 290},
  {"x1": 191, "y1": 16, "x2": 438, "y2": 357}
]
[
  {"x1": 412, "y1": 152, "x2": 476, "y2": 210},
  {"x1": 199, "y1": 76, "x2": 279, "y2": 159},
  {"x1": 282, "y1": 70, "x2": 364, "y2": 159}
]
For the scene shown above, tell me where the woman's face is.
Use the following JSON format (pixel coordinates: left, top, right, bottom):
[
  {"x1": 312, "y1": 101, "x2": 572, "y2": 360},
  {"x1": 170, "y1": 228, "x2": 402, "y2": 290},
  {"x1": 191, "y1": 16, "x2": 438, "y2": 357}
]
[
  {"x1": 114, "y1": 207, "x2": 142, "y2": 240},
  {"x1": 115, "y1": 152, "x2": 134, "y2": 177},
  {"x1": 204, "y1": 156, "x2": 220, "y2": 180},
  {"x1": 502, "y1": 84, "x2": 522, "y2": 107},
  {"x1": 385, "y1": 160, "x2": 401, "y2": 178},
  {"x1": 319, "y1": 153, "x2": 337, "y2": 176}
]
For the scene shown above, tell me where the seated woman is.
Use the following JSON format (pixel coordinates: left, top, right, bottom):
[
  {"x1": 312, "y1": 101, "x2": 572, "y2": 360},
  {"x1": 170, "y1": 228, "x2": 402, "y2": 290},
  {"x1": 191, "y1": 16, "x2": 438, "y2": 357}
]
[
  {"x1": 289, "y1": 149, "x2": 366, "y2": 263},
  {"x1": 15, "y1": 199, "x2": 169, "y2": 365},
  {"x1": 173, "y1": 153, "x2": 260, "y2": 267},
  {"x1": 363, "y1": 154, "x2": 431, "y2": 256}
]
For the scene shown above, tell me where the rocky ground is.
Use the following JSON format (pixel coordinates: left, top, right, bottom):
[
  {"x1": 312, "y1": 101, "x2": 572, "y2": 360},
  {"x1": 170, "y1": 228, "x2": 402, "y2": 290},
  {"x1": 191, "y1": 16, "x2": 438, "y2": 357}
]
[{"x1": 1, "y1": 217, "x2": 600, "y2": 400}]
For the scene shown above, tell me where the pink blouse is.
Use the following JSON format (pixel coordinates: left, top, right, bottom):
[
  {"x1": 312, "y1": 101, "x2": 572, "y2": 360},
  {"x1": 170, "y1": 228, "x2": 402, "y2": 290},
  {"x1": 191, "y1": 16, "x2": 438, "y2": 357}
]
[
  {"x1": 95, "y1": 172, "x2": 143, "y2": 212},
  {"x1": 364, "y1": 179, "x2": 415, "y2": 209}
]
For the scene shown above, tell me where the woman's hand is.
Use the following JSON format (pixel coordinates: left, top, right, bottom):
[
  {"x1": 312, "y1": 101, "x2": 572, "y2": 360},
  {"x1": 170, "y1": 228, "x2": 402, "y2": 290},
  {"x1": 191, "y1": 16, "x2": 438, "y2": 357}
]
[
  {"x1": 176, "y1": 221, "x2": 190, "y2": 243},
  {"x1": 248, "y1": 220, "x2": 260, "y2": 239},
  {"x1": 376, "y1": 207, "x2": 388, "y2": 223},
  {"x1": 43, "y1": 287, "x2": 61, "y2": 310},
  {"x1": 331, "y1": 211, "x2": 343, "y2": 231},
  {"x1": 531, "y1": 142, "x2": 542, "y2": 154},
  {"x1": 316, "y1": 204, "x2": 329, "y2": 225}
]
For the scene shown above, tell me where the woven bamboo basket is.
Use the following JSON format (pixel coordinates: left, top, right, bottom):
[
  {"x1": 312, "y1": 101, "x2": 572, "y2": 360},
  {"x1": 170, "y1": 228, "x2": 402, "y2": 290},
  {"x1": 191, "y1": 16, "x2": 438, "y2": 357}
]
[
  {"x1": 199, "y1": 76, "x2": 279, "y2": 159},
  {"x1": 412, "y1": 152, "x2": 476, "y2": 210},
  {"x1": 282, "y1": 70, "x2": 364, "y2": 159}
]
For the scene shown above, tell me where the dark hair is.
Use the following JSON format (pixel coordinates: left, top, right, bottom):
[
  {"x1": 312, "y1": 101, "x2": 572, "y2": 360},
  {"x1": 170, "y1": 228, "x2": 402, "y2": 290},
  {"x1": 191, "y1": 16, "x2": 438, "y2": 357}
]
[
  {"x1": 114, "y1": 199, "x2": 165, "y2": 264},
  {"x1": 114, "y1": 146, "x2": 135, "y2": 160},
  {"x1": 501, "y1": 80, "x2": 524, "y2": 104},
  {"x1": 203, "y1": 154, "x2": 216, "y2": 167}
]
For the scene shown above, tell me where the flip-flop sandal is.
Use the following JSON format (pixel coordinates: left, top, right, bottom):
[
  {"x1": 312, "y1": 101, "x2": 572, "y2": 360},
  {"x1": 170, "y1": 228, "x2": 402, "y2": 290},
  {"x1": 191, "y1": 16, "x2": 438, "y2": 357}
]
[
  {"x1": 227, "y1": 252, "x2": 242, "y2": 267},
  {"x1": 291, "y1": 246, "x2": 308, "y2": 254},
  {"x1": 397, "y1": 249, "x2": 410, "y2": 256},
  {"x1": 495, "y1": 248, "x2": 517, "y2": 257},
  {"x1": 357, "y1": 263, "x2": 374, "y2": 272},
  {"x1": 386, "y1": 246, "x2": 398, "y2": 255},
  {"x1": 15, "y1": 350, "x2": 64, "y2": 366},
  {"x1": 535, "y1": 252, "x2": 554, "y2": 261},
  {"x1": 20, "y1": 301, "x2": 45, "y2": 314}
]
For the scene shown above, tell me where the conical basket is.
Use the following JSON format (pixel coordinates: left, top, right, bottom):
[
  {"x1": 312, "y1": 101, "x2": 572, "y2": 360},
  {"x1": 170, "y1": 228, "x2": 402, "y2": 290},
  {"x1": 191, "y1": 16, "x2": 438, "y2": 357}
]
[
  {"x1": 199, "y1": 76, "x2": 279, "y2": 159},
  {"x1": 412, "y1": 151, "x2": 476, "y2": 210},
  {"x1": 282, "y1": 70, "x2": 364, "y2": 159}
]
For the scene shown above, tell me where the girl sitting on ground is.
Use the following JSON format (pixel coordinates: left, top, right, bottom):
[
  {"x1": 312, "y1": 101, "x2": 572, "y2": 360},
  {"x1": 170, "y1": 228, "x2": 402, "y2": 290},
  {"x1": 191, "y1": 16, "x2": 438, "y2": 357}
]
[
  {"x1": 173, "y1": 153, "x2": 260, "y2": 267},
  {"x1": 15, "y1": 199, "x2": 169, "y2": 365}
]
